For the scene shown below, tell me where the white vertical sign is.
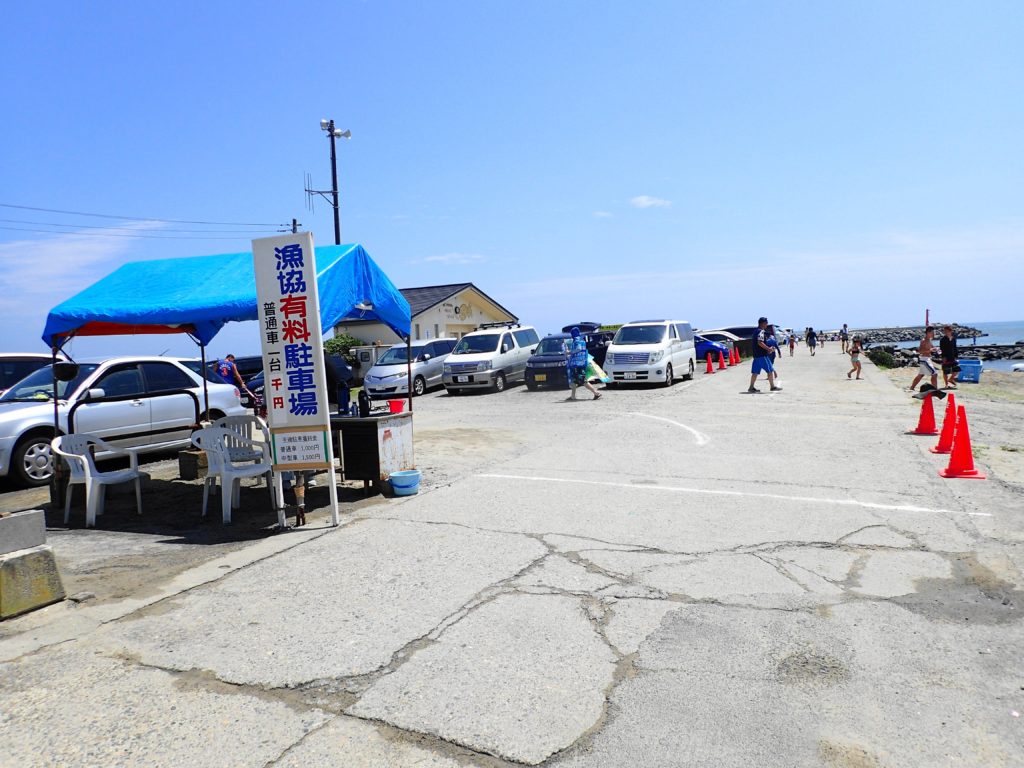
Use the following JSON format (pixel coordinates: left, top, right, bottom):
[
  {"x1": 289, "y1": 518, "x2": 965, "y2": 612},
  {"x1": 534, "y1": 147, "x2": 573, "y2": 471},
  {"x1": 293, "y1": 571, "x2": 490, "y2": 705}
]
[{"x1": 253, "y1": 233, "x2": 331, "y2": 470}]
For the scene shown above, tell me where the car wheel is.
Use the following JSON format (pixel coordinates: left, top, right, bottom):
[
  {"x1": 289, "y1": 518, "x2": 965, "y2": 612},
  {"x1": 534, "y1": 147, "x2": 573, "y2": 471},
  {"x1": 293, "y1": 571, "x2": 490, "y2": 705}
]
[
  {"x1": 526, "y1": 381, "x2": 538, "y2": 391},
  {"x1": 683, "y1": 359, "x2": 695, "y2": 381},
  {"x1": 13, "y1": 432, "x2": 55, "y2": 487},
  {"x1": 493, "y1": 372, "x2": 506, "y2": 393},
  {"x1": 412, "y1": 376, "x2": 426, "y2": 397},
  {"x1": 663, "y1": 364, "x2": 673, "y2": 387}
]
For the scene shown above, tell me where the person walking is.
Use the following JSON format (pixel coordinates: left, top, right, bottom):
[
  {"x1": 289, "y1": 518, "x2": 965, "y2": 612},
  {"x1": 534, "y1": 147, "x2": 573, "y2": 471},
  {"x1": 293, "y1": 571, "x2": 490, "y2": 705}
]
[
  {"x1": 939, "y1": 325, "x2": 960, "y2": 389},
  {"x1": 565, "y1": 327, "x2": 601, "y2": 401},
  {"x1": 806, "y1": 328, "x2": 818, "y2": 356},
  {"x1": 766, "y1": 325, "x2": 781, "y2": 379},
  {"x1": 847, "y1": 337, "x2": 863, "y2": 379},
  {"x1": 840, "y1": 324, "x2": 849, "y2": 354},
  {"x1": 909, "y1": 326, "x2": 939, "y2": 392},
  {"x1": 788, "y1": 333, "x2": 796, "y2": 357},
  {"x1": 748, "y1": 317, "x2": 781, "y2": 393}
]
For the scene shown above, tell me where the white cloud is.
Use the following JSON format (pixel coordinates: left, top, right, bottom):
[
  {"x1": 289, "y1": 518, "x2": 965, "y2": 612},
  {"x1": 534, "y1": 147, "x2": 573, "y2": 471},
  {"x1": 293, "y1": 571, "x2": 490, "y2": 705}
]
[
  {"x1": 630, "y1": 195, "x2": 672, "y2": 209},
  {"x1": 593, "y1": 211, "x2": 613, "y2": 218},
  {"x1": 422, "y1": 252, "x2": 486, "y2": 265}
]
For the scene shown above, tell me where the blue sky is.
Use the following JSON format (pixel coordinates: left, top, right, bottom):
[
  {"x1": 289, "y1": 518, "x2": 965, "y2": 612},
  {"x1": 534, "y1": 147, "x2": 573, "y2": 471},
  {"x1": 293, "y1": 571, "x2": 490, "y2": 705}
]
[{"x1": 2, "y1": 1, "x2": 1021, "y2": 357}]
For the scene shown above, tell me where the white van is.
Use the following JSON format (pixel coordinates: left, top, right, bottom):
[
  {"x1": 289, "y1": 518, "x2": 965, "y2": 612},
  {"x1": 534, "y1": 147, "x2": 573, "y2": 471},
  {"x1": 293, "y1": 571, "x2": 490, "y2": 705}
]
[
  {"x1": 442, "y1": 323, "x2": 540, "y2": 393},
  {"x1": 604, "y1": 320, "x2": 697, "y2": 386}
]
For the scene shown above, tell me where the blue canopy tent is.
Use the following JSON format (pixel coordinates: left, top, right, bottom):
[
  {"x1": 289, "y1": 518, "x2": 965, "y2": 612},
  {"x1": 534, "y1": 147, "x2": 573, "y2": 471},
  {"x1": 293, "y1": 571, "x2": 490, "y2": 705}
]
[
  {"x1": 42, "y1": 242, "x2": 413, "y2": 424},
  {"x1": 43, "y1": 243, "x2": 410, "y2": 347}
]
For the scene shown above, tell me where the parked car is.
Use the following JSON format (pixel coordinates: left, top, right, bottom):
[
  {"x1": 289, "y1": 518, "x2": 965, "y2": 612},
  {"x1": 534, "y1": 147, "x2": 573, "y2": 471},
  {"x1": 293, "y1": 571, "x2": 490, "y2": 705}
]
[
  {"x1": 694, "y1": 334, "x2": 729, "y2": 362},
  {"x1": 242, "y1": 355, "x2": 354, "y2": 413},
  {"x1": 442, "y1": 323, "x2": 540, "y2": 394},
  {"x1": 363, "y1": 338, "x2": 457, "y2": 398},
  {"x1": 0, "y1": 353, "x2": 57, "y2": 396},
  {"x1": 0, "y1": 356, "x2": 246, "y2": 487},
  {"x1": 559, "y1": 323, "x2": 614, "y2": 367},
  {"x1": 525, "y1": 325, "x2": 614, "y2": 390},
  {"x1": 603, "y1": 320, "x2": 697, "y2": 386},
  {"x1": 696, "y1": 329, "x2": 747, "y2": 357}
]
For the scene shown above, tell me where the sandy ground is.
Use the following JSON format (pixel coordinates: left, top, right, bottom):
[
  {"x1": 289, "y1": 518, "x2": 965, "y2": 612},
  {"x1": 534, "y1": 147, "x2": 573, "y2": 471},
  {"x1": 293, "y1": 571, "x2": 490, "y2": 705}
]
[{"x1": 885, "y1": 367, "x2": 1024, "y2": 486}]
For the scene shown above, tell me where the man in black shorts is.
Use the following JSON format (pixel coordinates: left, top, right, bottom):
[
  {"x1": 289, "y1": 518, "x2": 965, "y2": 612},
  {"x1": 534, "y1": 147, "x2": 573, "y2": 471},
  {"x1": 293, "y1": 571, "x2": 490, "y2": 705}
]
[{"x1": 939, "y1": 325, "x2": 960, "y2": 389}]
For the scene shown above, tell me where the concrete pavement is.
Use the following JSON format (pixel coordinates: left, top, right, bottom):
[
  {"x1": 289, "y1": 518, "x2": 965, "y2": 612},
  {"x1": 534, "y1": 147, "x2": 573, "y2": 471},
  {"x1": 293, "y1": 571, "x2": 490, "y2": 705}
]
[{"x1": 1, "y1": 348, "x2": 1022, "y2": 766}]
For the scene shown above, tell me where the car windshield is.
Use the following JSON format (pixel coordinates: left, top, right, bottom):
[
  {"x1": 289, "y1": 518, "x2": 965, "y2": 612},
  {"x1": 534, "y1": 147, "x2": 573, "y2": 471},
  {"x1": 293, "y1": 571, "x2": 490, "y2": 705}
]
[
  {"x1": 0, "y1": 364, "x2": 100, "y2": 403},
  {"x1": 452, "y1": 334, "x2": 500, "y2": 354},
  {"x1": 613, "y1": 325, "x2": 666, "y2": 345},
  {"x1": 377, "y1": 346, "x2": 424, "y2": 365},
  {"x1": 537, "y1": 337, "x2": 569, "y2": 355}
]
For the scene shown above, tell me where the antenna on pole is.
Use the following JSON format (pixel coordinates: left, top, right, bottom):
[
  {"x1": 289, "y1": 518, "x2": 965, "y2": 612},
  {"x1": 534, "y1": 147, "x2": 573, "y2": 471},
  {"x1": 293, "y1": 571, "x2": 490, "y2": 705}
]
[{"x1": 304, "y1": 172, "x2": 316, "y2": 214}]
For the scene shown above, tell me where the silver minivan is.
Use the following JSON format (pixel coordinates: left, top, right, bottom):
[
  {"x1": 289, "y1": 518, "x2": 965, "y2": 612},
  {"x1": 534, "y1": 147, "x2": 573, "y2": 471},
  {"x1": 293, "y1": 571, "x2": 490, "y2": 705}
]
[{"x1": 362, "y1": 338, "x2": 458, "y2": 398}]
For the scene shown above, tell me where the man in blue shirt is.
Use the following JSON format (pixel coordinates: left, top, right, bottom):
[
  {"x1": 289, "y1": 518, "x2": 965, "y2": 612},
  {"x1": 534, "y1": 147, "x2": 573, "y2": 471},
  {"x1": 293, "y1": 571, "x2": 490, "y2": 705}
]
[
  {"x1": 565, "y1": 327, "x2": 601, "y2": 401},
  {"x1": 216, "y1": 354, "x2": 254, "y2": 402},
  {"x1": 748, "y1": 317, "x2": 782, "y2": 393}
]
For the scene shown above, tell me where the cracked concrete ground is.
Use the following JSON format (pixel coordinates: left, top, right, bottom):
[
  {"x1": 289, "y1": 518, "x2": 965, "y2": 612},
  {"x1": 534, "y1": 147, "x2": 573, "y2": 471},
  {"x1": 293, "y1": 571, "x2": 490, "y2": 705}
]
[{"x1": 1, "y1": 351, "x2": 1022, "y2": 766}]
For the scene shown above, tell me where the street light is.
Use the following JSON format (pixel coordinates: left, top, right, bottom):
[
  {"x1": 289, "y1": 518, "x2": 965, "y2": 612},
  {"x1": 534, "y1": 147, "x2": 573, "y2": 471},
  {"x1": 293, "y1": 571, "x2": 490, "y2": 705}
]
[{"x1": 319, "y1": 118, "x2": 351, "y2": 245}]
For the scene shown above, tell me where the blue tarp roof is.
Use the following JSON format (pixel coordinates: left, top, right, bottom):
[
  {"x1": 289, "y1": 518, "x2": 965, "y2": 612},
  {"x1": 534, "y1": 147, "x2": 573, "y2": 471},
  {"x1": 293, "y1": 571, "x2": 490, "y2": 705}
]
[{"x1": 42, "y1": 243, "x2": 411, "y2": 347}]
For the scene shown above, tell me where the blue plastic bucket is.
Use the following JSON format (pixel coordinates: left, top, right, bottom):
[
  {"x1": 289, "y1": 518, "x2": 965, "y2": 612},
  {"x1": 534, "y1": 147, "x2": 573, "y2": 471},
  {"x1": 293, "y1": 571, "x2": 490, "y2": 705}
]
[{"x1": 389, "y1": 469, "x2": 422, "y2": 496}]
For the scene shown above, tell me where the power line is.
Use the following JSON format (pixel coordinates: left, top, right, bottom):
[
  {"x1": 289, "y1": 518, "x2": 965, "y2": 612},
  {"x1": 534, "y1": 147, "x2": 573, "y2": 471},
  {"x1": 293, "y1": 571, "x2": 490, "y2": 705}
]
[
  {"x1": 0, "y1": 225, "x2": 274, "y2": 241},
  {"x1": 0, "y1": 202, "x2": 283, "y2": 227},
  {"x1": 0, "y1": 217, "x2": 282, "y2": 234}
]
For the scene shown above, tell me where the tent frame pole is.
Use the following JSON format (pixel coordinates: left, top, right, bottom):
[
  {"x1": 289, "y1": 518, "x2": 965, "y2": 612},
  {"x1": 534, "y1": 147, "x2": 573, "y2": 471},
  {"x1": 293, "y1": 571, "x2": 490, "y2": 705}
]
[
  {"x1": 406, "y1": 335, "x2": 413, "y2": 414},
  {"x1": 48, "y1": 344, "x2": 65, "y2": 507},
  {"x1": 199, "y1": 343, "x2": 210, "y2": 422}
]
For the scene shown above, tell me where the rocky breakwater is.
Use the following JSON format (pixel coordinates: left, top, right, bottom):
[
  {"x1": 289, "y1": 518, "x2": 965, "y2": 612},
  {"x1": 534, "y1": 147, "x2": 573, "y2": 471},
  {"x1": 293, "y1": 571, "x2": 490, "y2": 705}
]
[{"x1": 852, "y1": 323, "x2": 984, "y2": 344}]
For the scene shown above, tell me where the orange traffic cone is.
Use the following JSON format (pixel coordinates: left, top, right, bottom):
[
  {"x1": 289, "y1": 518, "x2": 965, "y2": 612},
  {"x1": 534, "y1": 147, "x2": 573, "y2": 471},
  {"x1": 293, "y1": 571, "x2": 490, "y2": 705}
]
[
  {"x1": 717, "y1": 350, "x2": 727, "y2": 370},
  {"x1": 908, "y1": 395, "x2": 939, "y2": 435},
  {"x1": 729, "y1": 348, "x2": 736, "y2": 365},
  {"x1": 929, "y1": 393, "x2": 957, "y2": 454},
  {"x1": 939, "y1": 405, "x2": 986, "y2": 479},
  {"x1": 705, "y1": 352, "x2": 715, "y2": 374}
]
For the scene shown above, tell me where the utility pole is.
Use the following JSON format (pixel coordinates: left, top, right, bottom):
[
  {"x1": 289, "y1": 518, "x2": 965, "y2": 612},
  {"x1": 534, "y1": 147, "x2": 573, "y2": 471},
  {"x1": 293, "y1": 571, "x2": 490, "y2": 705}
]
[{"x1": 305, "y1": 120, "x2": 351, "y2": 246}]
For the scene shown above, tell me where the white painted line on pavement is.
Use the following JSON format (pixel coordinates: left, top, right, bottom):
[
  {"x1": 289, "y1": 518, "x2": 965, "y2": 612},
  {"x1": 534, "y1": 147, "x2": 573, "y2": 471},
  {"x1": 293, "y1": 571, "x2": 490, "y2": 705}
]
[
  {"x1": 629, "y1": 412, "x2": 710, "y2": 446},
  {"x1": 478, "y1": 473, "x2": 991, "y2": 516}
]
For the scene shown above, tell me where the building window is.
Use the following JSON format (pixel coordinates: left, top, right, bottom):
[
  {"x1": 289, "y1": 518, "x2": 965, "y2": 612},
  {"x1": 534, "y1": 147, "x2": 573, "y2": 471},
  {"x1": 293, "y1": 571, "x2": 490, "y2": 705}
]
[{"x1": 414, "y1": 323, "x2": 421, "y2": 340}]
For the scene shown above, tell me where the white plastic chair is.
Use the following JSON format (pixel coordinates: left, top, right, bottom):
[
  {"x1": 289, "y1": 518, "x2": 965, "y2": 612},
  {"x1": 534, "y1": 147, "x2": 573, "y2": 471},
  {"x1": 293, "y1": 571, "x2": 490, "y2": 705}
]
[
  {"x1": 51, "y1": 434, "x2": 142, "y2": 528},
  {"x1": 191, "y1": 426, "x2": 273, "y2": 524},
  {"x1": 212, "y1": 414, "x2": 270, "y2": 465}
]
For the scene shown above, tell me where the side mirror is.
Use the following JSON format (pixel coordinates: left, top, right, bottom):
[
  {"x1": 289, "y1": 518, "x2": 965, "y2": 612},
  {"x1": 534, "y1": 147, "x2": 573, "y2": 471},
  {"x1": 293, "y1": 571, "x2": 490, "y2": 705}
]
[
  {"x1": 531, "y1": 347, "x2": 537, "y2": 353},
  {"x1": 501, "y1": 344, "x2": 509, "y2": 354},
  {"x1": 53, "y1": 362, "x2": 80, "y2": 382},
  {"x1": 421, "y1": 353, "x2": 432, "y2": 361},
  {"x1": 85, "y1": 387, "x2": 106, "y2": 401}
]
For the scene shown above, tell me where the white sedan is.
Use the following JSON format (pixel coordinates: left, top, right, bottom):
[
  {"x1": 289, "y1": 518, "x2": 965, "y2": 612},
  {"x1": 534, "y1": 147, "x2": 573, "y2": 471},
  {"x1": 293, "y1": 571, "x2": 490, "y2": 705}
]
[{"x1": 0, "y1": 356, "x2": 247, "y2": 486}]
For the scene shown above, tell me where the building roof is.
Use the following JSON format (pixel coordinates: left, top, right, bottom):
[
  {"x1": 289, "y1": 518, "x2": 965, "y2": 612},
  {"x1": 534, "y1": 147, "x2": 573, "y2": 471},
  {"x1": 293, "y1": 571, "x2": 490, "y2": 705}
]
[{"x1": 398, "y1": 283, "x2": 517, "y2": 321}]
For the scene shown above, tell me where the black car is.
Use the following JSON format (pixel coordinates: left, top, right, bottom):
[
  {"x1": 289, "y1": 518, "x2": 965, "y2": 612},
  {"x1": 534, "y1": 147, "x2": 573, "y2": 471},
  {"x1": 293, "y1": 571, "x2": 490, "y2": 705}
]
[
  {"x1": 525, "y1": 325, "x2": 613, "y2": 390},
  {"x1": 242, "y1": 355, "x2": 354, "y2": 412}
]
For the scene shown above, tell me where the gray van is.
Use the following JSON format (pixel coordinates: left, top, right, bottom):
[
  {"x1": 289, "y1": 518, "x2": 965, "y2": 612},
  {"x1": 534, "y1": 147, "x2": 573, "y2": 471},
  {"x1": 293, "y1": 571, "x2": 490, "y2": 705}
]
[{"x1": 362, "y1": 338, "x2": 458, "y2": 398}]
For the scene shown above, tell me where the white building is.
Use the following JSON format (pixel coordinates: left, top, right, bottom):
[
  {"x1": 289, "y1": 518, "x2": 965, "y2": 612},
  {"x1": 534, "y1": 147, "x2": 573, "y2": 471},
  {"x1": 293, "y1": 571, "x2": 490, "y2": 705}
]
[{"x1": 333, "y1": 283, "x2": 517, "y2": 343}]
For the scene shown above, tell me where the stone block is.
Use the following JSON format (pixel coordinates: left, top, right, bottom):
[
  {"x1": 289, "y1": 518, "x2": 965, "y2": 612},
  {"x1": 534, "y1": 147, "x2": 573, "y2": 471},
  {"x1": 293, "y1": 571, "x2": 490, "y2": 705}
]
[
  {"x1": 0, "y1": 509, "x2": 46, "y2": 556},
  {"x1": 178, "y1": 450, "x2": 207, "y2": 481},
  {"x1": 0, "y1": 545, "x2": 65, "y2": 619}
]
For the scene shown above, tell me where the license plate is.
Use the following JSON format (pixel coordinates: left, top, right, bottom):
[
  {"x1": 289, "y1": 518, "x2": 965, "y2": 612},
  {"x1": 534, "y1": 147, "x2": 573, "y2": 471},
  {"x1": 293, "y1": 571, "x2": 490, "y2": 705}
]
[
  {"x1": 624, "y1": 371, "x2": 637, "y2": 380},
  {"x1": 535, "y1": 374, "x2": 547, "y2": 382},
  {"x1": 456, "y1": 375, "x2": 469, "y2": 383}
]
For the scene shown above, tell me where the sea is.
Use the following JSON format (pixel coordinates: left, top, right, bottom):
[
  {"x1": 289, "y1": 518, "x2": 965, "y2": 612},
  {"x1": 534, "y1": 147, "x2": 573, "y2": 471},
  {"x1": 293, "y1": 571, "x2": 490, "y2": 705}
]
[{"x1": 886, "y1": 320, "x2": 1024, "y2": 372}]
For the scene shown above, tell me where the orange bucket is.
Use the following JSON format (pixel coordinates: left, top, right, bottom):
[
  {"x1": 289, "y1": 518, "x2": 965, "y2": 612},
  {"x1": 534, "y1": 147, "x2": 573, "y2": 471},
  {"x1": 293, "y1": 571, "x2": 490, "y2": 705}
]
[{"x1": 387, "y1": 399, "x2": 406, "y2": 413}]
